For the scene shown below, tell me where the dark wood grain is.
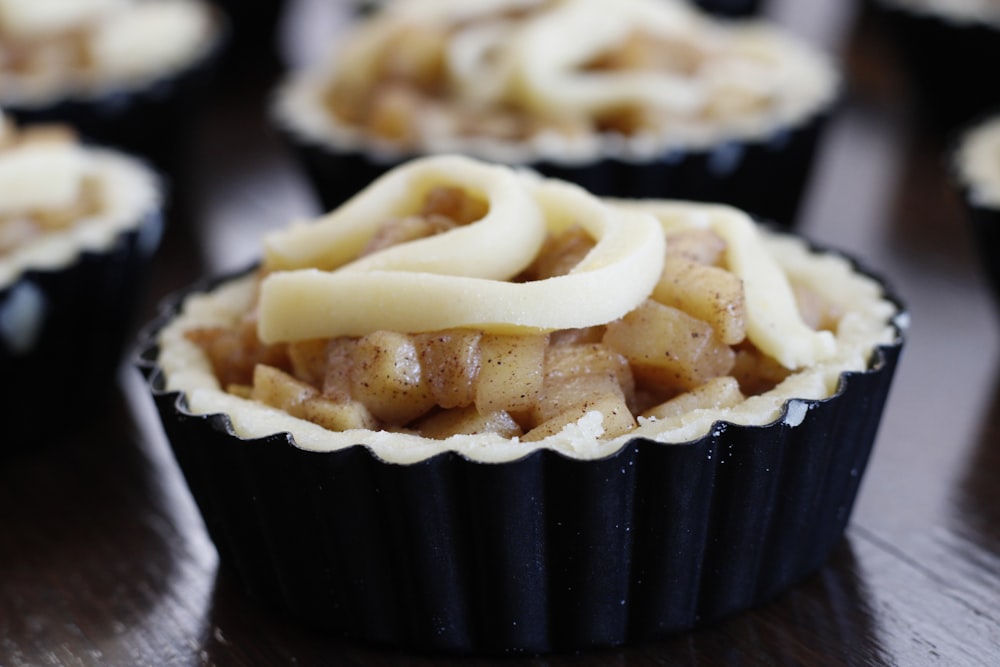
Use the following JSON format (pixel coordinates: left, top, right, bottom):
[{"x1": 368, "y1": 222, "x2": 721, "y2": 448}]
[{"x1": 3, "y1": 1, "x2": 1000, "y2": 665}]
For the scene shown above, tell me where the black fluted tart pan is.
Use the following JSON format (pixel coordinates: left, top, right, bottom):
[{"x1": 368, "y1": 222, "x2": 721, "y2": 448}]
[{"x1": 135, "y1": 255, "x2": 905, "y2": 654}]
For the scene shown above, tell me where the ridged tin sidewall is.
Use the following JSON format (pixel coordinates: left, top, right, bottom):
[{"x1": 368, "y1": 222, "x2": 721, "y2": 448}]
[
  {"x1": 1, "y1": 210, "x2": 163, "y2": 446},
  {"x1": 136, "y1": 258, "x2": 905, "y2": 654}
]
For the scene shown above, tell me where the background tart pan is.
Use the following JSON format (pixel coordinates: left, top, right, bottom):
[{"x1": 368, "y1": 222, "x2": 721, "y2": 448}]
[
  {"x1": 284, "y1": 110, "x2": 829, "y2": 229},
  {"x1": 695, "y1": 0, "x2": 765, "y2": 17},
  {"x1": 1, "y1": 209, "x2": 163, "y2": 445},
  {"x1": 963, "y1": 200, "x2": 1000, "y2": 311},
  {"x1": 867, "y1": 0, "x2": 1000, "y2": 137},
  {"x1": 952, "y1": 113, "x2": 1000, "y2": 313}
]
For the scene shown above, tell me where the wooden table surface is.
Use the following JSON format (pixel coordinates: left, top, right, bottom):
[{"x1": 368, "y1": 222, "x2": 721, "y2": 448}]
[{"x1": 3, "y1": 1, "x2": 1000, "y2": 665}]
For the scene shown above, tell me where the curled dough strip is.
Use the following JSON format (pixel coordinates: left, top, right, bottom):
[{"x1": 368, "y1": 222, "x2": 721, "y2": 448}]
[
  {"x1": 616, "y1": 200, "x2": 836, "y2": 369},
  {"x1": 446, "y1": 20, "x2": 520, "y2": 106},
  {"x1": 264, "y1": 155, "x2": 546, "y2": 280},
  {"x1": 257, "y1": 175, "x2": 665, "y2": 343},
  {"x1": 509, "y1": 0, "x2": 709, "y2": 117},
  {"x1": 708, "y1": 208, "x2": 836, "y2": 369}
]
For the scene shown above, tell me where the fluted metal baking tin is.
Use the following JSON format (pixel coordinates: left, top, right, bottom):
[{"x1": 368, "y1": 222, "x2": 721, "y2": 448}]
[
  {"x1": 286, "y1": 111, "x2": 829, "y2": 229},
  {"x1": 136, "y1": 255, "x2": 904, "y2": 654},
  {"x1": 1, "y1": 209, "x2": 163, "y2": 444},
  {"x1": 869, "y1": 0, "x2": 1000, "y2": 136}
]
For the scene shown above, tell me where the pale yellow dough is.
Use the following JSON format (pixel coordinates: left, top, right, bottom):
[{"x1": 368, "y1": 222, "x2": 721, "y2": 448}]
[
  {"x1": 258, "y1": 155, "x2": 664, "y2": 342},
  {"x1": 508, "y1": 0, "x2": 721, "y2": 117}
]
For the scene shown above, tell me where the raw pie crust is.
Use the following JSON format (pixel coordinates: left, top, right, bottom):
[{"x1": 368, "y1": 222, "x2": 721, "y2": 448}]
[{"x1": 157, "y1": 155, "x2": 898, "y2": 464}]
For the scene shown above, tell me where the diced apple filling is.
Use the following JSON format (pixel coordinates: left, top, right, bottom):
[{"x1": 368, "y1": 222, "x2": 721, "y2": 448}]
[
  {"x1": 321, "y1": 5, "x2": 776, "y2": 145},
  {"x1": 187, "y1": 186, "x2": 840, "y2": 440}
]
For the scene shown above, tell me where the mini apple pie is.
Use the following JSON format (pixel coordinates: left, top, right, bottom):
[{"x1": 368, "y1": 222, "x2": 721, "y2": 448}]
[
  {"x1": 276, "y1": 0, "x2": 837, "y2": 224},
  {"x1": 954, "y1": 113, "x2": 1000, "y2": 308},
  {"x1": 139, "y1": 155, "x2": 904, "y2": 652},
  {"x1": 0, "y1": 111, "x2": 162, "y2": 442},
  {"x1": 0, "y1": 0, "x2": 223, "y2": 163}
]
